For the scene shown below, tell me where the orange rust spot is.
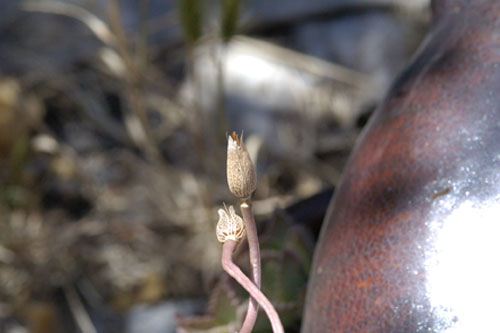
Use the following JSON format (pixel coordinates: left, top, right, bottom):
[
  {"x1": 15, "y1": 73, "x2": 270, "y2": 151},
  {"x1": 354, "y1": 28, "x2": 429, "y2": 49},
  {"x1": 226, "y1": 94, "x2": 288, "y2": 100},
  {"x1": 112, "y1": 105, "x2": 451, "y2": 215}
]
[
  {"x1": 357, "y1": 278, "x2": 373, "y2": 289},
  {"x1": 374, "y1": 296, "x2": 384, "y2": 307}
]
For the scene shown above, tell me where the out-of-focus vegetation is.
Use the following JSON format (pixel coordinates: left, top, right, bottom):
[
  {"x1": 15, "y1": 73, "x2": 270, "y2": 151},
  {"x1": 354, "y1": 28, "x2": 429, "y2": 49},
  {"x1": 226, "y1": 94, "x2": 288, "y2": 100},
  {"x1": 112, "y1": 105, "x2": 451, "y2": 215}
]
[{"x1": 0, "y1": 0, "x2": 429, "y2": 331}]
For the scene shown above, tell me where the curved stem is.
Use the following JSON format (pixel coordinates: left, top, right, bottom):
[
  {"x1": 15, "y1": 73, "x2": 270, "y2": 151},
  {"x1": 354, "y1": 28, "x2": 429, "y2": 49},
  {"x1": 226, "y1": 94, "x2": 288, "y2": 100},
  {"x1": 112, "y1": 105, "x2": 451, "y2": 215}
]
[
  {"x1": 222, "y1": 240, "x2": 283, "y2": 333},
  {"x1": 240, "y1": 201, "x2": 260, "y2": 333}
]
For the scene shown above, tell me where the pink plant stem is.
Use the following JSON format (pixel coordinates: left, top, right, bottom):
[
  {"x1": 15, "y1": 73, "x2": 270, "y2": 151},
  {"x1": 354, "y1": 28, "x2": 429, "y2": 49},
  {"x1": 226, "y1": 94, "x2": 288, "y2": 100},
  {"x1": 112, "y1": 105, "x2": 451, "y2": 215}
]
[
  {"x1": 222, "y1": 240, "x2": 284, "y2": 333},
  {"x1": 239, "y1": 201, "x2": 260, "y2": 333}
]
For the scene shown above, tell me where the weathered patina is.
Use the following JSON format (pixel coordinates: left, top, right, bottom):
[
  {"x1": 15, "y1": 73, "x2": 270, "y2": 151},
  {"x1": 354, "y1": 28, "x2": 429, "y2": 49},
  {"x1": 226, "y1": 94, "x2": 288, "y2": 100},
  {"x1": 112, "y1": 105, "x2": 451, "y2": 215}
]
[{"x1": 303, "y1": 0, "x2": 500, "y2": 331}]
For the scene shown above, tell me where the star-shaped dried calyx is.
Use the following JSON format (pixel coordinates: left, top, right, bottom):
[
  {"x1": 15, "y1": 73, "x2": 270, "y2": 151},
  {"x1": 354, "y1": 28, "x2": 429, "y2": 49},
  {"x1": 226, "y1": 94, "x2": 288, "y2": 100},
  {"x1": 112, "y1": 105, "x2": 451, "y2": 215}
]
[
  {"x1": 216, "y1": 205, "x2": 245, "y2": 243},
  {"x1": 226, "y1": 132, "x2": 256, "y2": 199}
]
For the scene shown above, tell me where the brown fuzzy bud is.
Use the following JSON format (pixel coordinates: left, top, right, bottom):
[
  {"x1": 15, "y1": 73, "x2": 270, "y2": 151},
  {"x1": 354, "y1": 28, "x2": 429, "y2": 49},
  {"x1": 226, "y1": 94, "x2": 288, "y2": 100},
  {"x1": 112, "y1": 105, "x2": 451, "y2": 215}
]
[
  {"x1": 216, "y1": 205, "x2": 245, "y2": 243},
  {"x1": 226, "y1": 132, "x2": 257, "y2": 199}
]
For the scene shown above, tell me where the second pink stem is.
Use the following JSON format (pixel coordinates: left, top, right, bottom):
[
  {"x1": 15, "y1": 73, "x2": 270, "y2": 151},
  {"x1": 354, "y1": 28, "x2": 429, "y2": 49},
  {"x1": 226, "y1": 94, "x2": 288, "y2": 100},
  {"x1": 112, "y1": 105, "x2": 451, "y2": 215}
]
[{"x1": 239, "y1": 201, "x2": 260, "y2": 333}]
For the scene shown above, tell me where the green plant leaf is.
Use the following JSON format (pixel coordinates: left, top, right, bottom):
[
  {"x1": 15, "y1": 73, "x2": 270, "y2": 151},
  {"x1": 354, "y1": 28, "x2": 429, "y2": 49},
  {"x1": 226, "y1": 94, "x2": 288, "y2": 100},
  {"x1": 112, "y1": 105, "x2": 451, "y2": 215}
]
[{"x1": 178, "y1": 0, "x2": 203, "y2": 43}]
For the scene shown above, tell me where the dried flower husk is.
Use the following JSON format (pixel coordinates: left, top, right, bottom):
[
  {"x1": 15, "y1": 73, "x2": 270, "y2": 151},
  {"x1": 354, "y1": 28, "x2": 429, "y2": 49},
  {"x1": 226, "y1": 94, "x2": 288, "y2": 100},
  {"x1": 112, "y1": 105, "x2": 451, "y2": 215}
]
[
  {"x1": 226, "y1": 132, "x2": 256, "y2": 199},
  {"x1": 216, "y1": 205, "x2": 245, "y2": 243}
]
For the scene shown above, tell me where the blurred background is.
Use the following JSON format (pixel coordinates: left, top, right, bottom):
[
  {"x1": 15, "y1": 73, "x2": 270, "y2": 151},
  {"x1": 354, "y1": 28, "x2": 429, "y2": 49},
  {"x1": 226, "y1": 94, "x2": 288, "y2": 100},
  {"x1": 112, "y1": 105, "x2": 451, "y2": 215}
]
[{"x1": 0, "y1": 0, "x2": 429, "y2": 332}]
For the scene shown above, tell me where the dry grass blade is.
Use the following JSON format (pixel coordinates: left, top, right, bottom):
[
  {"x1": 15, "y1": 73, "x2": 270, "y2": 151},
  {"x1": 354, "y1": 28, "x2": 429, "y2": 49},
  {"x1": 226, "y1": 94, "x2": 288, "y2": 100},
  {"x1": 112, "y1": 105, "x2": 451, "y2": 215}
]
[
  {"x1": 232, "y1": 36, "x2": 371, "y2": 88},
  {"x1": 21, "y1": 0, "x2": 117, "y2": 47}
]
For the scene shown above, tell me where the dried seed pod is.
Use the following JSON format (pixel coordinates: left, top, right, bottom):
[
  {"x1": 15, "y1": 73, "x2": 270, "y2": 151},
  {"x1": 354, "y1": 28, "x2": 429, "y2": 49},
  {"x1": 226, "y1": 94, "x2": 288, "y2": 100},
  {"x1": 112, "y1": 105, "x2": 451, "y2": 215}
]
[
  {"x1": 226, "y1": 132, "x2": 257, "y2": 199},
  {"x1": 216, "y1": 205, "x2": 245, "y2": 243}
]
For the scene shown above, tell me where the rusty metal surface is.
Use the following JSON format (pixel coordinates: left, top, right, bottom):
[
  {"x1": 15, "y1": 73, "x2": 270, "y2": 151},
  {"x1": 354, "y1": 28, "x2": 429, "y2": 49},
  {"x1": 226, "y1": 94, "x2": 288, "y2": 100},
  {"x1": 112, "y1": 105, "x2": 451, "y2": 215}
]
[{"x1": 302, "y1": 0, "x2": 500, "y2": 331}]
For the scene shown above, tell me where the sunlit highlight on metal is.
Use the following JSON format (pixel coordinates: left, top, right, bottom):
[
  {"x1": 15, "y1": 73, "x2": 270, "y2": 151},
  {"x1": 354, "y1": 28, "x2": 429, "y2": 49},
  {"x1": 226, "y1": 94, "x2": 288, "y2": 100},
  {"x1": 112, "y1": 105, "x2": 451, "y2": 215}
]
[{"x1": 426, "y1": 200, "x2": 500, "y2": 332}]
